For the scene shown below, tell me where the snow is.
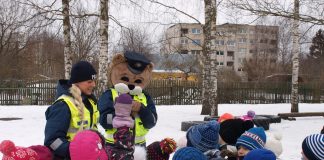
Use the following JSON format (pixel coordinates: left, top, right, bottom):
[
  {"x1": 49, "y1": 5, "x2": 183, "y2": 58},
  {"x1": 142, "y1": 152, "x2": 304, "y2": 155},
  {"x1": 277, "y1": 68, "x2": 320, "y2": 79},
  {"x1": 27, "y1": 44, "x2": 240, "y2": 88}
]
[{"x1": 0, "y1": 104, "x2": 323, "y2": 159}]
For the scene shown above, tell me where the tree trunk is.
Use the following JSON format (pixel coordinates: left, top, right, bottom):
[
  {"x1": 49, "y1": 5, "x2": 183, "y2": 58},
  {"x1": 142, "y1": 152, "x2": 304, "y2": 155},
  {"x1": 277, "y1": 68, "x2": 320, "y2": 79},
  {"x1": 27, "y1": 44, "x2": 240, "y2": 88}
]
[
  {"x1": 98, "y1": 0, "x2": 110, "y2": 94},
  {"x1": 62, "y1": 0, "x2": 72, "y2": 79},
  {"x1": 291, "y1": 0, "x2": 300, "y2": 113},
  {"x1": 201, "y1": 0, "x2": 218, "y2": 116}
]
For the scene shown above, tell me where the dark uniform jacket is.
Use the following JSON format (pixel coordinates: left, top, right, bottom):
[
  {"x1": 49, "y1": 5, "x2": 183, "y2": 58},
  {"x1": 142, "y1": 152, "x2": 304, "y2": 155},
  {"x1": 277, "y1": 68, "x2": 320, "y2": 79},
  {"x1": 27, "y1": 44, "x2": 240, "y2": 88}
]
[
  {"x1": 98, "y1": 88, "x2": 157, "y2": 133},
  {"x1": 44, "y1": 80, "x2": 97, "y2": 159}
]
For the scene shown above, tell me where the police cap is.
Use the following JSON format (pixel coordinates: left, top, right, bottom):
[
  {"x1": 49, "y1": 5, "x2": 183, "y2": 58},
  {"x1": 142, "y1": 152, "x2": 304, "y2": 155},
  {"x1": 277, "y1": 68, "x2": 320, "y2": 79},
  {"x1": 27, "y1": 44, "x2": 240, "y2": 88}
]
[{"x1": 124, "y1": 51, "x2": 150, "y2": 74}]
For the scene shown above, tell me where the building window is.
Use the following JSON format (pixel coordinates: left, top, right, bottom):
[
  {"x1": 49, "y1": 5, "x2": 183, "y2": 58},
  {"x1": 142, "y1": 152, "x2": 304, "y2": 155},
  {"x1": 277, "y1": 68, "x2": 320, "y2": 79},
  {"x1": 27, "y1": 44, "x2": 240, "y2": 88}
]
[
  {"x1": 180, "y1": 38, "x2": 188, "y2": 44},
  {"x1": 192, "y1": 28, "x2": 201, "y2": 34},
  {"x1": 216, "y1": 51, "x2": 224, "y2": 55},
  {"x1": 217, "y1": 62, "x2": 224, "y2": 66},
  {"x1": 238, "y1": 58, "x2": 245, "y2": 63},
  {"x1": 238, "y1": 28, "x2": 247, "y2": 34},
  {"x1": 191, "y1": 50, "x2": 200, "y2": 54},
  {"x1": 250, "y1": 39, "x2": 255, "y2": 44},
  {"x1": 227, "y1": 40, "x2": 235, "y2": 46},
  {"x1": 215, "y1": 40, "x2": 225, "y2": 45},
  {"x1": 227, "y1": 51, "x2": 234, "y2": 57},
  {"x1": 227, "y1": 61, "x2": 234, "y2": 66},
  {"x1": 260, "y1": 39, "x2": 268, "y2": 43},
  {"x1": 192, "y1": 39, "x2": 201, "y2": 45},
  {"x1": 238, "y1": 48, "x2": 246, "y2": 53},
  {"x1": 181, "y1": 28, "x2": 188, "y2": 35},
  {"x1": 238, "y1": 38, "x2": 247, "y2": 43},
  {"x1": 270, "y1": 40, "x2": 277, "y2": 45},
  {"x1": 180, "y1": 50, "x2": 188, "y2": 54}
]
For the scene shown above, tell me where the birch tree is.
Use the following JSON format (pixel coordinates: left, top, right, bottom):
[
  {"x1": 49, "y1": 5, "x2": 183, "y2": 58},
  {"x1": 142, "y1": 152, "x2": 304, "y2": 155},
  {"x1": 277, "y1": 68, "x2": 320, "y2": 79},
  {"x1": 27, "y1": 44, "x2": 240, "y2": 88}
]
[
  {"x1": 201, "y1": 0, "x2": 218, "y2": 116},
  {"x1": 291, "y1": 0, "x2": 300, "y2": 112},
  {"x1": 97, "y1": 0, "x2": 110, "y2": 94},
  {"x1": 62, "y1": 0, "x2": 72, "y2": 79}
]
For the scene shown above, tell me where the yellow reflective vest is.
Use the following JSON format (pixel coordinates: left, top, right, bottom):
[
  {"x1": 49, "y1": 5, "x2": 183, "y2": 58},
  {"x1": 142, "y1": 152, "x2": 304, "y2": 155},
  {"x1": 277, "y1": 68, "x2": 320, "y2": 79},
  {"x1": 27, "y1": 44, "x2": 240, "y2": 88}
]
[
  {"x1": 56, "y1": 95, "x2": 100, "y2": 141},
  {"x1": 105, "y1": 89, "x2": 149, "y2": 144}
]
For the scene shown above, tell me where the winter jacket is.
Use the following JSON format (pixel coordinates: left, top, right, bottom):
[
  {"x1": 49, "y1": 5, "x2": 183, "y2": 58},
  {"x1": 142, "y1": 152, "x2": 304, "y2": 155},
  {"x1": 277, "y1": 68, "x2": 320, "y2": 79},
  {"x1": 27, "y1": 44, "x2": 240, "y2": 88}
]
[
  {"x1": 204, "y1": 149, "x2": 227, "y2": 160},
  {"x1": 98, "y1": 88, "x2": 157, "y2": 145},
  {"x1": 44, "y1": 80, "x2": 98, "y2": 159}
]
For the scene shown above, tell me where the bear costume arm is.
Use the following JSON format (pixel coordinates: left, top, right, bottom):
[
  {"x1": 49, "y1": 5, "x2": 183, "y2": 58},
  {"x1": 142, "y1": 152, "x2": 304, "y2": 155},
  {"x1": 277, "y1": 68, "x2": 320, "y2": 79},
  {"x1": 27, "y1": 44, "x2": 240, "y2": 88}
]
[
  {"x1": 137, "y1": 92, "x2": 158, "y2": 129},
  {"x1": 98, "y1": 89, "x2": 115, "y2": 129}
]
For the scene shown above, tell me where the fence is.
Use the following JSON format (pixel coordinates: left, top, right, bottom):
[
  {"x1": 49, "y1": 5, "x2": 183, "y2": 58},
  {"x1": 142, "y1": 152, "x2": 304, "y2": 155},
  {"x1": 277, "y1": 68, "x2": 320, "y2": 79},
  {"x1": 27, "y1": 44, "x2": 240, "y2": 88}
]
[{"x1": 0, "y1": 80, "x2": 323, "y2": 105}]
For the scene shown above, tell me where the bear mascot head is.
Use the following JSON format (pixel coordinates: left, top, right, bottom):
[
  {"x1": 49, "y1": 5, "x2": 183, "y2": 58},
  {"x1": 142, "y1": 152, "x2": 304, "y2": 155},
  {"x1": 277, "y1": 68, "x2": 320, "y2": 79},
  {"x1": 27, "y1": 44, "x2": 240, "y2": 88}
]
[{"x1": 108, "y1": 51, "x2": 154, "y2": 95}]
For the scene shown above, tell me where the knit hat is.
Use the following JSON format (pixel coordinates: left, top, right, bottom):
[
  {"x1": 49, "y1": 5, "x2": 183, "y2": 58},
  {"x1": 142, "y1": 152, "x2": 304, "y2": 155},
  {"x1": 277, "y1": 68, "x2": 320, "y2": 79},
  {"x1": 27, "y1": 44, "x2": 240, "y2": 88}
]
[
  {"x1": 69, "y1": 130, "x2": 108, "y2": 160},
  {"x1": 0, "y1": 140, "x2": 39, "y2": 160},
  {"x1": 147, "y1": 138, "x2": 177, "y2": 160},
  {"x1": 219, "y1": 119, "x2": 254, "y2": 145},
  {"x1": 243, "y1": 149, "x2": 276, "y2": 160},
  {"x1": 218, "y1": 113, "x2": 234, "y2": 123},
  {"x1": 241, "y1": 110, "x2": 255, "y2": 121},
  {"x1": 302, "y1": 134, "x2": 324, "y2": 160},
  {"x1": 186, "y1": 120, "x2": 220, "y2": 152},
  {"x1": 69, "y1": 61, "x2": 97, "y2": 84},
  {"x1": 236, "y1": 127, "x2": 266, "y2": 151},
  {"x1": 28, "y1": 145, "x2": 52, "y2": 160},
  {"x1": 172, "y1": 147, "x2": 207, "y2": 160}
]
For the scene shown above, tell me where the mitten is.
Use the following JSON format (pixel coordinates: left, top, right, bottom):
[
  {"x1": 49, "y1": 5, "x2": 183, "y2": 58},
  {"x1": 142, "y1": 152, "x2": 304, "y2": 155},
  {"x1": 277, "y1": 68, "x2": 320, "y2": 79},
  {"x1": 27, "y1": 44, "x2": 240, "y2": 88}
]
[{"x1": 113, "y1": 94, "x2": 134, "y2": 128}]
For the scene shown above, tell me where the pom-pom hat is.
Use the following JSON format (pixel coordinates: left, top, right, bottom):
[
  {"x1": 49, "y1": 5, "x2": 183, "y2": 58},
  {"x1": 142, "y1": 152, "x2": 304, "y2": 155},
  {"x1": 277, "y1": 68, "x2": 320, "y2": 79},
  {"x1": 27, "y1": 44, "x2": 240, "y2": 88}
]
[
  {"x1": 146, "y1": 138, "x2": 177, "y2": 160},
  {"x1": 0, "y1": 140, "x2": 39, "y2": 160},
  {"x1": 186, "y1": 120, "x2": 220, "y2": 152}
]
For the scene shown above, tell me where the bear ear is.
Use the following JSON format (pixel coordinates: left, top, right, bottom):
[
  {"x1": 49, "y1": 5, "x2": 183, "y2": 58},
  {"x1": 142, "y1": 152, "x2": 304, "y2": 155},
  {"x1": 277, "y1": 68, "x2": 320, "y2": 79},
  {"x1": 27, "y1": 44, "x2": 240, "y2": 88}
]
[
  {"x1": 146, "y1": 62, "x2": 154, "y2": 72},
  {"x1": 111, "y1": 53, "x2": 126, "y2": 66}
]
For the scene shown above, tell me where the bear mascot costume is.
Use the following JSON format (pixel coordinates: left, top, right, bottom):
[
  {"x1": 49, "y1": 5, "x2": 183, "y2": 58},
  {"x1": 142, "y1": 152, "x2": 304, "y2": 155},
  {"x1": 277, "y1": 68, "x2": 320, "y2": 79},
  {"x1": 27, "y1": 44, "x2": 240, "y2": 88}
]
[{"x1": 98, "y1": 51, "x2": 157, "y2": 147}]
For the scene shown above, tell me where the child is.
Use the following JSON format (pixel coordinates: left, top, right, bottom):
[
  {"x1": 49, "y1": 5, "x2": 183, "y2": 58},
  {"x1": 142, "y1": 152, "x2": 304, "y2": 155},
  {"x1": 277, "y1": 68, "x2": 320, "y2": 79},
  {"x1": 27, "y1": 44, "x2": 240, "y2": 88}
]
[
  {"x1": 236, "y1": 127, "x2": 267, "y2": 157},
  {"x1": 173, "y1": 147, "x2": 207, "y2": 160},
  {"x1": 70, "y1": 93, "x2": 135, "y2": 160},
  {"x1": 146, "y1": 138, "x2": 177, "y2": 160},
  {"x1": 243, "y1": 149, "x2": 276, "y2": 160},
  {"x1": 301, "y1": 134, "x2": 324, "y2": 160},
  {"x1": 218, "y1": 113, "x2": 234, "y2": 123},
  {"x1": 186, "y1": 120, "x2": 220, "y2": 153},
  {"x1": 0, "y1": 140, "x2": 52, "y2": 160},
  {"x1": 240, "y1": 110, "x2": 255, "y2": 121}
]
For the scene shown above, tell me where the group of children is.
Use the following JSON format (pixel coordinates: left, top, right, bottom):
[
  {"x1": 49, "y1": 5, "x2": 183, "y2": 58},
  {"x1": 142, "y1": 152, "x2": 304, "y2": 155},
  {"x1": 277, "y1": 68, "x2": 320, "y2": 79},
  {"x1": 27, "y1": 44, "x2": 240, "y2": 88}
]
[
  {"x1": 0, "y1": 111, "x2": 323, "y2": 160},
  {"x1": 171, "y1": 112, "x2": 324, "y2": 160}
]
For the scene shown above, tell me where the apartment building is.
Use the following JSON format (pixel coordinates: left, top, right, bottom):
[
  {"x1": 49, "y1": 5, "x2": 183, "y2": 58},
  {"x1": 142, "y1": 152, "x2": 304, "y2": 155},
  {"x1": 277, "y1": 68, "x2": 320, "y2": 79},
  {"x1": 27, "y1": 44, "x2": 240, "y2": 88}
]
[{"x1": 164, "y1": 23, "x2": 279, "y2": 77}]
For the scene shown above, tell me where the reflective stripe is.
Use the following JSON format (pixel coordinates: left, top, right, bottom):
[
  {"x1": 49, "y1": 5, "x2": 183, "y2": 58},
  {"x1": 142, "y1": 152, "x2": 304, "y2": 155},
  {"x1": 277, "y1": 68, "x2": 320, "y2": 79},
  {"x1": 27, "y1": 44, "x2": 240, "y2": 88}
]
[
  {"x1": 135, "y1": 136, "x2": 146, "y2": 144},
  {"x1": 50, "y1": 138, "x2": 63, "y2": 151},
  {"x1": 55, "y1": 95, "x2": 99, "y2": 141},
  {"x1": 107, "y1": 114, "x2": 113, "y2": 125},
  {"x1": 68, "y1": 127, "x2": 78, "y2": 133}
]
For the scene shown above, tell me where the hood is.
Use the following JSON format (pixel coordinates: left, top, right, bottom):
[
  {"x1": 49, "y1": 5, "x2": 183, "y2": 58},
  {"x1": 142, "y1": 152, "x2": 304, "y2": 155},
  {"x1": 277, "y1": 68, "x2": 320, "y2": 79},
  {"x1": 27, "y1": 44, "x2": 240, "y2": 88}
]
[{"x1": 55, "y1": 79, "x2": 72, "y2": 99}]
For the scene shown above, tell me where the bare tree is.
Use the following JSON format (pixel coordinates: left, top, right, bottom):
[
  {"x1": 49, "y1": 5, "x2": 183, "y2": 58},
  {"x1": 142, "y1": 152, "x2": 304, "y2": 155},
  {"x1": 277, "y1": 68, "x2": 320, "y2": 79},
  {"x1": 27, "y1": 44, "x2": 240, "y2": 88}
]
[
  {"x1": 62, "y1": 0, "x2": 72, "y2": 79},
  {"x1": 226, "y1": 0, "x2": 324, "y2": 25},
  {"x1": 97, "y1": 0, "x2": 110, "y2": 94},
  {"x1": 118, "y1": 25, "x2": 154, "y2": 55},
  {"x1": 201, "y1": 0, "x2": 219, "y2": 116},
  {"x1": 291, "y1": 0, "x2": 300, "y2": 113},
  {"x1": 70, "y1": 4, "x2": 99, "y2": 62},
  {"x1": 0, "y1": 0, "x2": 42, "y2": 80}
]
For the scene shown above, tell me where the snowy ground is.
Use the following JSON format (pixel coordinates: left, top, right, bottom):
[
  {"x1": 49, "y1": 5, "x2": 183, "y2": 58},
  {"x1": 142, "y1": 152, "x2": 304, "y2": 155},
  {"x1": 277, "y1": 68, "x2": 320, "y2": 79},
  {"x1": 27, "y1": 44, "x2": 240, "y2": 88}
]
[{"x1": 0, "y1": 104, "x2": 323, "y2": 159}]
